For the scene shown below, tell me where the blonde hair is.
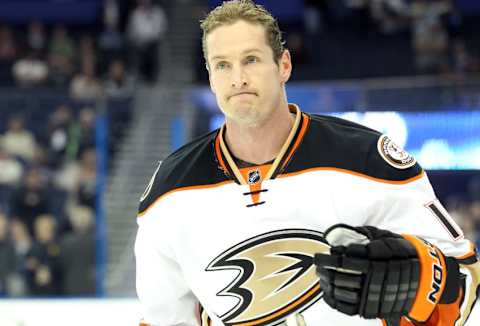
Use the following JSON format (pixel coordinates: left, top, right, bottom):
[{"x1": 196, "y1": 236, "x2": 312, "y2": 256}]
[{"x1": 200, "y1": 0, "x2": 285, "y2": 65}]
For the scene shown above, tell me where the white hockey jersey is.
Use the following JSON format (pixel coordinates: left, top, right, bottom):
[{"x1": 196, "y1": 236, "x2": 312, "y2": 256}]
[{"x1": 135, "y1": 104, "x2": 479, "y2": 326}]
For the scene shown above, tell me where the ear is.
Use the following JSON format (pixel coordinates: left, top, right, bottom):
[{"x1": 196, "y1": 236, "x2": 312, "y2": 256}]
[{"x1": 279, "y1": 49, "x2": 292, "y2": 84}]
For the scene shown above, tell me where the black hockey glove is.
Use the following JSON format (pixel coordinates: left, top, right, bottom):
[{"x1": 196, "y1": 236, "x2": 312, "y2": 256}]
[{"x1": 314, "y1": 224, "x2": 453, "y2": 322}]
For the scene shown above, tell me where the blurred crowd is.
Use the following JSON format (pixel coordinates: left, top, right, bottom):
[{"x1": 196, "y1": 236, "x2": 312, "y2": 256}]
[
  {"x1": 197, "y1": 0, "x2": 480, "y2": 81},
  {"x1": 448, "y1": 201, "x2": 480, "y2": 249},
  {"x1": 306, "y1": 0, "x2": 480, "y2": 76},
  {"x1": 0, "y1": 105, "x2": 100, "y2": 297},
  {"x1": 0, "y1": 0, "x2": 168, "y2": 95},
  {"x1": 445, "y1": 178, "x2": 480, "y2": 249},
  {"x1": 336, "y1": 0, "x2": 479, "y2": 75},
  {"x1": 0, "y1": 0, "x2": 160, "y2": 297}
]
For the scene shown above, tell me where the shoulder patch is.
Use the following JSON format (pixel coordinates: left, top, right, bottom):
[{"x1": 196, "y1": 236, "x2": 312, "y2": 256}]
[{"x1": 377, "y1": 135, "x2": 416, "y2": 170}]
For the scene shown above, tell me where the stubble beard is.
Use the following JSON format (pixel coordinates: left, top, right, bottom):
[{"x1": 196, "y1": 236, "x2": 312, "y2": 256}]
[{"x1": 227, "y1": 103, "x2": 267, "y2": 128}]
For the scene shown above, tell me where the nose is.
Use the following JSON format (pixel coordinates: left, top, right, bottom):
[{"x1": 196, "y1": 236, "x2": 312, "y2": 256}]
[{"x1": 231, "y1": 65, "x2": 248, "y2": 88}]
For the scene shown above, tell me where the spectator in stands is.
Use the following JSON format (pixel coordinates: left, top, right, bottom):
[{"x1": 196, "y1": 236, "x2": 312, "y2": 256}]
[
  {"x1": 59, "y1": 205, "x2": 95, "y2": 295},
  {"x1": 1, "y1": 115, "x2": 37, "y2": 163},
  {"x1": 0, "y1": 25, "x2": 18, "y2": 63},
  {"x1": 303, "y1": 0, "x2": 323, "y2": 36},
  {"x1": 410, "y1": 0, "x2": 451, "y2": 73},
  {"x1": 10, "y1": 167, "x2": 52, "y2": 238},
  {"x1": 286, "y1": 32, "x2": 309, "y2": 67},
  {"x1": 127, "y1": 0, "x2": 168, "y2": 82},
  {"x1": 104, "y1": 0, "x2": 120, "y2": 29},
  {"x1": 0, "y1": 212, "x2": 15, "y2": 296},
  {"x1": 52, "y1": 107, "x2": 96, "y2": 192},
  {"x1": 446, "y1": 196, "x2": 477, "y2": 244},
  {"x1": 25, "y1": 214, "x2": 62, "y2": 296},
  {"x1": 12, "y1": 50, "x2": 49, "y2": 88},
  {"x1": 99, "y1": 28, "x2": 125, "y2": 72},
  {"x1": 77, "y1": 108, "x2": 96, "y2": 155},
  {"x1": 48, "y1": 25, "x2": 76, "y2": 85},
  {"x1": 99, "y1": 0, "x2": 124, "y2": 69},
  {"x1": 370, "y1": 0, "x2": 409, "y2": 35},
  {"x1": 0, "y1": 144, "x2": 23, "y2": 188},
  {"x1": 70, "y1": 59, "x2": 104, "y2": 101},
  {"x1": 104, "y1": 59, "x2": 135, "y2": 98},
  {"x1": 55, "y1": 106, "x2": 96, "y2": 167},
  {"x1": 0, "y1": 25, "x2": 18, "y2": 85},
  {"x1": 44, "y1": 104, "x2": 76, "y2": 168},
  {"x1": 99, "y1": 27, "x2": 124, "y2": 59},
  {"x1": 27, "y1": 21, "x2": 47, "y2": 55},
  {"x1": 9, "y1": 219, "x2": 31, "y2": 296},
  {"x1": 79, "y1": 35, "x2": 98, "y2": 71},
  {"x1": 451, "y1": 39, "x2": 479, "y2": 77},
  {"x1": 55, "y1": 146, "x2": 96, "y2": 210},
  {"x1": 75, "y1": 148, "x2": 97, "y2": 209},
  {"x1": 55, "y1": 143, "x2": 97, "y2": 199}
]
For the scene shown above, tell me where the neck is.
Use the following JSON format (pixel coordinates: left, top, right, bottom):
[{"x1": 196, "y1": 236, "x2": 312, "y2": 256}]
[{"x1": 224, "y1": 102, "x2": 295, "y2": 165}]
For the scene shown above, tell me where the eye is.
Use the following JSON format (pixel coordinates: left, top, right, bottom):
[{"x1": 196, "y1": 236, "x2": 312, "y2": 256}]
[
  {"x1": 215, "y1": 61, "x2": 229, "y2": 70},
  {"x1": 245, "y1": 56, "x2": 258, "y2": 64}
]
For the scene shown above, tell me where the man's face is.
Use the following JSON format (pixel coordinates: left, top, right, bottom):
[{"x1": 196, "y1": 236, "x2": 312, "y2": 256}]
[{"x1": 206, "y1": 20, "x2": 291, "y2": 128}]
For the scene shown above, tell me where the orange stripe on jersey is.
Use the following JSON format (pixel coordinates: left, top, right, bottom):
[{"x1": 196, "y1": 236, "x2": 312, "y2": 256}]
[
  {"x1": 402, "y1": 235, "x2": 447, "y2": 322},
  {"x1": 239, "y1": 165, "x2": 271, "y2": 204},
  {"x1": 215, "y1": 129, "x2": 229, "y2": 174},
  {"x1": 278, "y1": 166, "x2": 425, "y2": 185},
  {"x1": 137, "y1": 180, "x2": 235, "y2": 218},
  {"x1": 251, "y1": 183, "x2": 261, "y2": 203},
  {"x1": 281, "y1": 113, "x2": 310, "y2": 171},
  {"x1": 263, "y1": 104, "x2": 302, "y2": 180},
  {"x1": 139, "y1": 320, "x2": 151, "y2": 326}
]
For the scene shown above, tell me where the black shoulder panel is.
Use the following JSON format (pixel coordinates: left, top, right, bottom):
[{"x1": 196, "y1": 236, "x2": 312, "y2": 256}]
[
  {"x1": 283, "y1": 114, "x2": 422, "y2": 181},
  {"x1": 138, "y1": 129, "x2": 230, "y2": 215}
]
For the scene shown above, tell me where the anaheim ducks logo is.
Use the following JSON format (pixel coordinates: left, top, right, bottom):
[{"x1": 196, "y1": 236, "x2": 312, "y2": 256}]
[{"x1": 206, "y1": 229, "x2": 330, "y2": 326}]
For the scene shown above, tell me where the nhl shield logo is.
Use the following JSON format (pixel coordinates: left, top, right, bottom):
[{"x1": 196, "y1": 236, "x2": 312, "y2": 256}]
[{"x1": 247, "y1": 169, "x2": 261, "y2": 184}]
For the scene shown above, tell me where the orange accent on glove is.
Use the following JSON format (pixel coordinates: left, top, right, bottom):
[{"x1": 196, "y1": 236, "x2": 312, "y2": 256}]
[{"x1": 402, "y1": 235, "x2": 447, "y2": 322}]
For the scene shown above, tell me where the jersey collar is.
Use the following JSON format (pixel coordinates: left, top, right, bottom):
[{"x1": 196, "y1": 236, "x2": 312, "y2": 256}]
[{"x1": 214, "y1": 103, "x2": 310, "y2": 185}]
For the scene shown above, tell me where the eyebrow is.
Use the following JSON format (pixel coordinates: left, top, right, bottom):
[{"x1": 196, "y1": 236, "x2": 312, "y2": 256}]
[{"x1": 210, "y1": 48, "x2": 262, "y2": 62}]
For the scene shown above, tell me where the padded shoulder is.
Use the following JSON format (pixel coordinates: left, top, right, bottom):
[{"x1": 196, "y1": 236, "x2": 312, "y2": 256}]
[
  {"x1": 284, "y1": 114, "x2": 422, "y2": 181},
  {"x1": 138, "y1": 130, "x2": 230, "y2": 215}
]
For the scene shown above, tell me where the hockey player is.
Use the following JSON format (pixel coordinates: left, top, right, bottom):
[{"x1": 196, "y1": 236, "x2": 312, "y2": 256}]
[{"x1": 135, "y1": 1, "x2": 479, "y2": 325}]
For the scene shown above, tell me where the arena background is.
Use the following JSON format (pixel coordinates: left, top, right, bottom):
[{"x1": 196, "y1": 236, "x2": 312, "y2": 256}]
[{"x1": 0, "y1": 0, "x2": 479, "y2": 325}]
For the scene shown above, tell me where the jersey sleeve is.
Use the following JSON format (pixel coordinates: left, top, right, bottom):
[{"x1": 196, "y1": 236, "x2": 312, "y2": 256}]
[
  {"x1": 135, "y1": 214, "x2": 198, "y2": 326},
  {"x1": 363, "y1": 141, "x2": 479, "y2": 325}
]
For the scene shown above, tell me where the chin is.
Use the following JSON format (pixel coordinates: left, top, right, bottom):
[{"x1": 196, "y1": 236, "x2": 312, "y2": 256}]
[{"x1": 235, "y1": 112, "x2": 268, "y2": 128}]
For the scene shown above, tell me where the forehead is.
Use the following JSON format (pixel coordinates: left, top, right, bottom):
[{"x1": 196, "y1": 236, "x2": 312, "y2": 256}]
[{"x1": 206, "y1": 20, "x2": 270, "y2": 60}]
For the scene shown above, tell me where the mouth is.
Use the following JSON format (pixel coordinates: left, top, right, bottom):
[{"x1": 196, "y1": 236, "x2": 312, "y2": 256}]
[{"x1": 229, "y1": 92, "x2": 257, "y2": 99}]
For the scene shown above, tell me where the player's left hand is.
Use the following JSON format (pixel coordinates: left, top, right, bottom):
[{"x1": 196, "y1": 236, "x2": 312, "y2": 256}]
[{"x1": 314, "y1": 224, "x2": 450, "y2": 322}]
